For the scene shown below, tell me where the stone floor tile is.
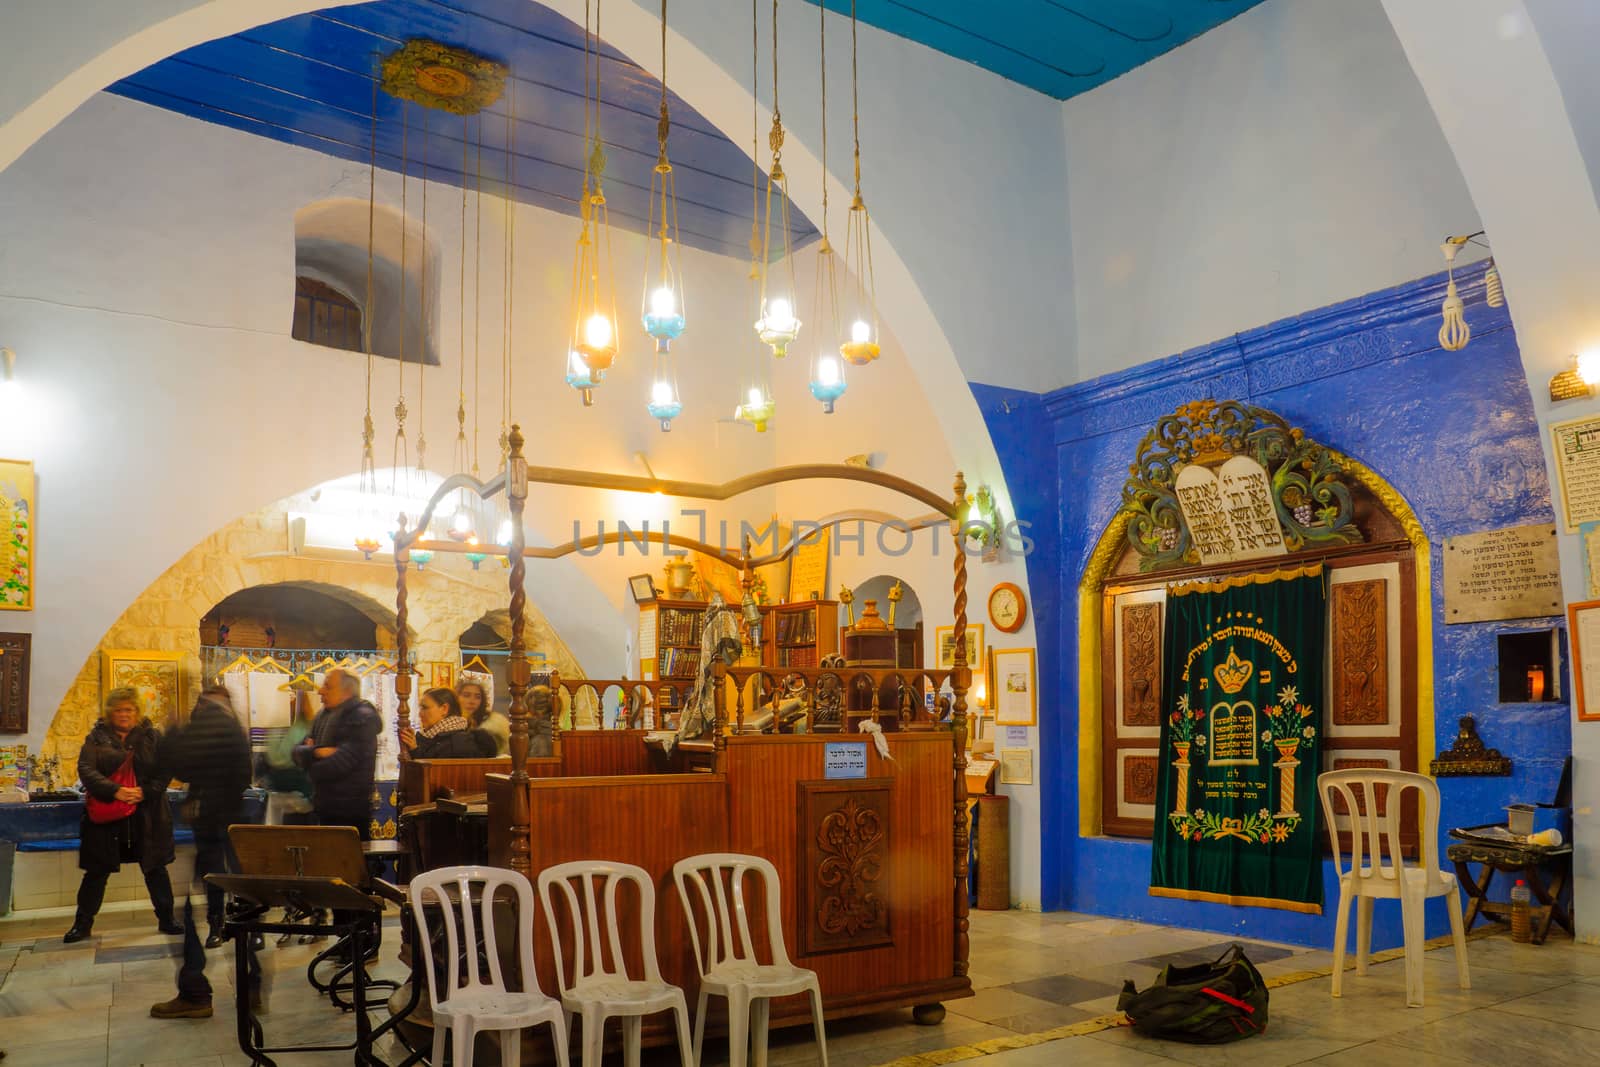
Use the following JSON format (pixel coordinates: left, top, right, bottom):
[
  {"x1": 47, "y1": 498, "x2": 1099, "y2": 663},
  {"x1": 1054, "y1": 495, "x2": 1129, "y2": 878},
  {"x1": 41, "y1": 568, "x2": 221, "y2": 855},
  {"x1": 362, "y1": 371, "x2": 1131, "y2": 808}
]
[
  {"x1": 1382, "y1": 999, "x2": 1599, "y2": 1060},
  {"x1": 0, "y1": 1036, "x2": 110, "y2": 1067},
  {"x1": 1090, "y1": 1012, "x2": 1365, "y2": 1066}
]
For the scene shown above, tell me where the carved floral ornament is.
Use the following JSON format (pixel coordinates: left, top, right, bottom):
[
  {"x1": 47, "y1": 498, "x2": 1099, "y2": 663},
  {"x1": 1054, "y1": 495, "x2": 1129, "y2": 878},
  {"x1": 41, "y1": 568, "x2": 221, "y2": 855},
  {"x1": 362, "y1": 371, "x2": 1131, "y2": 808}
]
[
  {"x1": 381, "y1": 40, "x2": 508, "y2": 116},
  {"x1": 1120, "y1": 400, "x2": 1362, "y2": 572}
]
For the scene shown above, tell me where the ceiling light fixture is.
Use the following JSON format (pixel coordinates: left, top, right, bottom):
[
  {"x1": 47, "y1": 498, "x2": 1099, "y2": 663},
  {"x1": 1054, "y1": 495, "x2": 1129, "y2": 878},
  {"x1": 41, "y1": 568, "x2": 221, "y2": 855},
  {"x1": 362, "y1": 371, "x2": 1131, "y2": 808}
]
[
  {"x1": 840, "y1": 0, "x2": 880, "y2": 368},
  {"x1": 642, "y1": 0, "x2": 686, "y2": 431}
]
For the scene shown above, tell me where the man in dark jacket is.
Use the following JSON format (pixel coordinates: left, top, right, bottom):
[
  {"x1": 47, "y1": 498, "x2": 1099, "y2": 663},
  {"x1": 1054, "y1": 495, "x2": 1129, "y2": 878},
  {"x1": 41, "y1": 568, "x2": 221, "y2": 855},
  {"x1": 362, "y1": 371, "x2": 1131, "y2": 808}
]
[
  {"x1": 296, "y1": 669, "x2": 381, "y2": 962},
  {"x1": 296, "y1": 669, "x2": 380, "y2": 836},
  {"x1": 164, "y1": 687, "x2": 252, "y2": 945},
  {"x1": 150, "y1": 687, "x2": 256, "y2": 1020}
]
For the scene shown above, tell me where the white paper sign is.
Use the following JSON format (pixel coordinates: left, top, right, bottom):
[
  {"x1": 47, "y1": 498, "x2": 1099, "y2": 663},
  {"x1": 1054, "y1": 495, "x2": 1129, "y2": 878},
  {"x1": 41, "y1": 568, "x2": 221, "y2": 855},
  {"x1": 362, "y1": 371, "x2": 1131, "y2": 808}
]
[
  {"x1": 1004, "y1": 726, "x2": 1030, "y2": 745},
  {"x1": 823, "y1": 742, "x2": 868, "y2": 779}
]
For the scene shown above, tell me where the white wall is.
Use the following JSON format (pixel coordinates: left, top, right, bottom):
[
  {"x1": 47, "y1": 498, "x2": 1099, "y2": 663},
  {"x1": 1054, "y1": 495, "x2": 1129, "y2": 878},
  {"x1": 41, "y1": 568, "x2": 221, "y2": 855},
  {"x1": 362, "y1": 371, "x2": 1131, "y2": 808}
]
[
  {"x1": 1061, "y1": 0, "x2": 1484, "y2": 382},
  {"x1": 0, "y1": 91, "x2": 792, "y2": 759}
]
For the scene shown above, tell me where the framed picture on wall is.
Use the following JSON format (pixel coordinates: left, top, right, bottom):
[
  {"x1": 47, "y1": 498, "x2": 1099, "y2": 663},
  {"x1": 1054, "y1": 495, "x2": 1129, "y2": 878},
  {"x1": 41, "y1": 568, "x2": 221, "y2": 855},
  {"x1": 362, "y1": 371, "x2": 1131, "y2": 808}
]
[
  {"x1": 992, "y1": 647, "x2": 1037, "y2": 726},
  {"x1": 935, "y1": 624, "x2": 984, "y2": 671},
  {"x1": 0, "y1": 459, "x2": 34, "y2": 611},
  {"x1": 1568, "y1": 600, "x2": 1600, "y2": 721},
  {"x1": 628, "y1": 574, "x2": 657, "y2": 603},
  {"x1": 0, "y1": 632, "x2": 29, "y2": 732},
  {"x1": 428, "y1": 661, "x2": 456, "y2": 690},
  {"x1": 102, "y1": 650, "x2": 184, "y2": 729}
]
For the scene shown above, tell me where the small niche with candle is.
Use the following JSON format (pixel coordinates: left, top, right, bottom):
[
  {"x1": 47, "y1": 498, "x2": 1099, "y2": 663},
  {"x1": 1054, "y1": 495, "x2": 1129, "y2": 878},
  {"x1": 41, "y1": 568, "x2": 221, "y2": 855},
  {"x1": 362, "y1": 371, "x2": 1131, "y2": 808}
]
[{"x1": 1496, "y1": 629, "x2": 1560, "y2": 703}]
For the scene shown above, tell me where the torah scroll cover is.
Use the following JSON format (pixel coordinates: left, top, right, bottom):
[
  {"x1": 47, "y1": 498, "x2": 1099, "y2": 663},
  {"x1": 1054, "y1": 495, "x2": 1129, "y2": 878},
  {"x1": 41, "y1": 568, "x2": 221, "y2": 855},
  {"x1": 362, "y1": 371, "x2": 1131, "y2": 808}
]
[{"x1": 1150, "y1": 565, "x2": 1327, "y2": 913}]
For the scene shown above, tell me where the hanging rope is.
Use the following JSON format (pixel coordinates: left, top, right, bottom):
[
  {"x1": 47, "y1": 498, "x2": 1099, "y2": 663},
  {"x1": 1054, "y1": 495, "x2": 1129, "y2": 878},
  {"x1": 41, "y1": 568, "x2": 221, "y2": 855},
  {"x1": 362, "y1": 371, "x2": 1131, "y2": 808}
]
[
  {"x1": 393, "y1": 101, "x2": 411, "y2": 491},
  {"x1": 417, "y1": 105, "x2": 428, "y2": 476},
  {"x1": 749, "y1": 0, "x2": 760, "y2": 275},
  {"x1": 475, "y1": 114, "x2": 492, "y2": 469},
  {"x1": 458, "y1": 113, "x2": 470, "y2": 480},
  {"x1": 819, "y1": 0, "x2": 828, "y2": 239},
  {"x1": 852, "y1": 0, "x2": 862, "y2": 198},
  {"x1": 362, "y1": 55, "x2": 378, "y2": 477}
]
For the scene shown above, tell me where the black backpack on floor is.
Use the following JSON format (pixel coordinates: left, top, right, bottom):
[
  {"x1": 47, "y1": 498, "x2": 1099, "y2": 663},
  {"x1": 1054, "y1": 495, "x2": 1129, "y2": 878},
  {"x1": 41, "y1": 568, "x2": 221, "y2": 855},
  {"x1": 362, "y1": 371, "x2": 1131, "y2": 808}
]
[{"x1": 1116, "y1": 943, "x2": 1269, "y2": 1043}]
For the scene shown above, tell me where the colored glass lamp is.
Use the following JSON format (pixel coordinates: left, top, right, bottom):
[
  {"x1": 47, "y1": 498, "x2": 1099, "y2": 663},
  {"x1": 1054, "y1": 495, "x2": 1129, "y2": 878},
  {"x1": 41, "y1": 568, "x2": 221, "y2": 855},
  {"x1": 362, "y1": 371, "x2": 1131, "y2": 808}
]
[
  {"x1": 565, "y1": 347, "x2": 597, "y2": 406},
  {"x1": 647, "y1": 355, "x2": 683, "y2": 431},
  {"x1": 736, "y1": 383, "x2": 775, "y2": 433}
]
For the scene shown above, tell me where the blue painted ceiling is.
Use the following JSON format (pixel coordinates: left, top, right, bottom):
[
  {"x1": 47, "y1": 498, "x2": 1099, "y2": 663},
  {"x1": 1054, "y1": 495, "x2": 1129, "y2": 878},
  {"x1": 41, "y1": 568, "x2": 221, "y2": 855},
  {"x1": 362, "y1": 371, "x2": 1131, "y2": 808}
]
[
  {"x1": 108, "y1": 0, "x2": 813, "y2": 259},
  {"x1": 808, "y1": 0, "x2": 1268, "y2": 100},
  {"x1": 107, "y1": 0, "x2": 1264, "y2": 257}
]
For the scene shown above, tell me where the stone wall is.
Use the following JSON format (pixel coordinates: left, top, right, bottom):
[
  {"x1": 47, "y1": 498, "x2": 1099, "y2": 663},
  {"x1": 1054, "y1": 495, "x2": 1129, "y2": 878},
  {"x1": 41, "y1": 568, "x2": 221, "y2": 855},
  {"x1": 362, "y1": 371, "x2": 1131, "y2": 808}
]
[{"x1": 46, "y1": 503, "x2": 582, "y2": 777}]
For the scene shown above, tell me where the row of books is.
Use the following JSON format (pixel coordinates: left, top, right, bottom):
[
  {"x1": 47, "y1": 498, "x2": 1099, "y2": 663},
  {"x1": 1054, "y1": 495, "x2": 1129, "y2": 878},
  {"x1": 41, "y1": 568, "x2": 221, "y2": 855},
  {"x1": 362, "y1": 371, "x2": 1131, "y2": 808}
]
[
  {"x1": 658, "y1": 608, "x2": 705, "y2": 647},
  {"x1": 659, "y1": 647, "x2": 703, "y2": 678},
  {"x1": 776, "y1": 646, "x2": 819, "y2": 669},
  {"x1": 773, "y1": 610, "x2": 818, "y2": 646}
]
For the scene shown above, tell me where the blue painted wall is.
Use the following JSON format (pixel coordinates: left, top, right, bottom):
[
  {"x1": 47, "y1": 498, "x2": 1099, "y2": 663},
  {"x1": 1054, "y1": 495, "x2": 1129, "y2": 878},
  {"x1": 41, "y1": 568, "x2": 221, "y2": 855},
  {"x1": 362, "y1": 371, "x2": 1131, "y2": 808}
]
[{"x1": 976, "y1": 260, "x2": 1569, "y2": 948}]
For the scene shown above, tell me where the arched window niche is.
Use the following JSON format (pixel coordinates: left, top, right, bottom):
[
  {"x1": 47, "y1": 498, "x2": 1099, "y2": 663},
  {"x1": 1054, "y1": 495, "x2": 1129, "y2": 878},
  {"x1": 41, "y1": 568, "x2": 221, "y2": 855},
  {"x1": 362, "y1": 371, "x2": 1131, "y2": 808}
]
[
  {"x1": 293, "y1": 197, "x2": 439, "y2": 365},
  {"x1": 1083, "y1": 400, "x2": 1431, "y2": 842}
]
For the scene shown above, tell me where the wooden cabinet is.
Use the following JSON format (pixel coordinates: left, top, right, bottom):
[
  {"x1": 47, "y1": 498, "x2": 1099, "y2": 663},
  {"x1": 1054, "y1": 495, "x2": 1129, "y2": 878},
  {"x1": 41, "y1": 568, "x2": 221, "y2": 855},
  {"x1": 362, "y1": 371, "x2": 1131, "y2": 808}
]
[{"x1": 639, "y1": 598, "x2": 713, "y2": 729}]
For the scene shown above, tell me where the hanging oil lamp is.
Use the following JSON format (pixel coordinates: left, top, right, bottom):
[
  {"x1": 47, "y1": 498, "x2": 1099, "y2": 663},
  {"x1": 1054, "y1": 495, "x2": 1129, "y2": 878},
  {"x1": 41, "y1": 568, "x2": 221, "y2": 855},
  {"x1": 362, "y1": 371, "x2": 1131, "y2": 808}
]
[
  {"x1": 807, "y1": 0, "x2": 846, "y2": 414},
  {"x1": 840, "y1": 0, "x2": 880, "y2": 367},
  {"x1": 569, "y1": 0, "x2": 620, "y2": 386},
  {"x1": 736, "y1": 0, "x2": 775, "y2": 433},
  {"x1": 641, "y1": 0, "x2": 685, "y2": 431},
  {"x1": 753, "y1": 0, "x2": 801, "y2": 359}
]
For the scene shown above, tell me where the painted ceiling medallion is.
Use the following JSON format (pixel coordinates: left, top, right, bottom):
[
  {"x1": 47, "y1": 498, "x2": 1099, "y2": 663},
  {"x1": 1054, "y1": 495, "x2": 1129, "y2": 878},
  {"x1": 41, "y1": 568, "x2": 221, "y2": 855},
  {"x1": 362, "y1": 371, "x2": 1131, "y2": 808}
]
[{"x1": 382, "y1": 40, "x2": 507, "y2": 115}]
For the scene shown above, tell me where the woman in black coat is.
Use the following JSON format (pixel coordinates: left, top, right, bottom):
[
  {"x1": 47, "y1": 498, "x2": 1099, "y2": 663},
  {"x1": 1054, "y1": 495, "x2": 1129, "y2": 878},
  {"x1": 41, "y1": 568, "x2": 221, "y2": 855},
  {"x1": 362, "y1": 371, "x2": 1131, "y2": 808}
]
[
  {"x1": 398, "y1": 688, "x2": 497, "y2": 760},
  {"x1": 65, "y1": 687, "x2": 181, "y2": 942}
]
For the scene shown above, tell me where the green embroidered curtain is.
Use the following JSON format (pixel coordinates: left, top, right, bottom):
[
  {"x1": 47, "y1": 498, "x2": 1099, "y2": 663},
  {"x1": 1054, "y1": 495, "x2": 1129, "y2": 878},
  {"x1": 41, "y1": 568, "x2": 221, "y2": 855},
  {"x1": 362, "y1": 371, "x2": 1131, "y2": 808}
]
[{"x1": 1150, "y1": 564, "x2": 1327, "y2": 913}]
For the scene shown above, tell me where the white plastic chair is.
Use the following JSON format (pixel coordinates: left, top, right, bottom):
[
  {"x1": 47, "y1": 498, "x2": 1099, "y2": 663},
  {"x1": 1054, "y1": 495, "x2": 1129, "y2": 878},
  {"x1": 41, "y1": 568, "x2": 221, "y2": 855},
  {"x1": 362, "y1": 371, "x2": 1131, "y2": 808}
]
[
  {"x1": 409, "y1": 866, "x2": 570, "y2": 1067},
  {"x1": 1318, "y1": 769, "x2": 1470, "y2": 1007},
  {"x1": 537, "y1": 860, "x2": 694, "y2": 1067},
  {"x1": 673, "y1": 854, "x2": 828, "y2": 1067}
]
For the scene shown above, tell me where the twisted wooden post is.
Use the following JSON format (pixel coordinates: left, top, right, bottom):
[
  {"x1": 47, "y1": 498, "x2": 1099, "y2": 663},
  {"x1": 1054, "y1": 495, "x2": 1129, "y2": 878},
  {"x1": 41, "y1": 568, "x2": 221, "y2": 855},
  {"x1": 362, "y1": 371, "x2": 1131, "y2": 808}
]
[
  {"x1": 549, "y1": 668, "x2": 564, "y2": 740},
  {"x1": 394, "y1": 514, "x2": 413, "y2": 805},
  {"x1": 950, "y1": 471, "x2": 971, "y2": 977},
  {"x1": 712, "y1": 658, "x2": 727, "y2": 773},
  {"x1": 505, "y1": 425, "x2": 532, "y2": 878}
]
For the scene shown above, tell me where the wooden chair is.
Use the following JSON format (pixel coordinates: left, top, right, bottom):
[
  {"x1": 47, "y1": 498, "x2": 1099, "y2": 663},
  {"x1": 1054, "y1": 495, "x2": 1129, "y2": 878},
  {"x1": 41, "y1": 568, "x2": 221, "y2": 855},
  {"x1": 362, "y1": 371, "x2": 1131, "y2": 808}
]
[
  {"x1": 537, "y1": 860, "x2": 694, "y2": 1067},
  {"x1": 673, "y1": 853, "x2": 827, "y2": 1067},
  {"x1": 1317, "y1": 769, "x2": 1470, "y2": 1006},
  {"x1": 410, "y1": 866, "x2": 569, "y2": 1067}
]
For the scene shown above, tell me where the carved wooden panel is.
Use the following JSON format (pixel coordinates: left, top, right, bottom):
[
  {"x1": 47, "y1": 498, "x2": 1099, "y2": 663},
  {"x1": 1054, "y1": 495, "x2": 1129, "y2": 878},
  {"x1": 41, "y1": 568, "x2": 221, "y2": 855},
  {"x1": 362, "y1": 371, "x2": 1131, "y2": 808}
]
[
  {"x1": 1331, "y1": 580, "x2": 1388, "y2": 726},
  {"x1": 1121, "y1": 602, "x2": 1162, "y2": 728},
  {"x1": 798, "y1": 778, "x2": 893, "y2": 956},
  {"x1": 1123, "y1": 755, "x2": 1160, "y2": 807},
  {"x1": 0, "y1": 632, "x2": 29, "y2": 733}
]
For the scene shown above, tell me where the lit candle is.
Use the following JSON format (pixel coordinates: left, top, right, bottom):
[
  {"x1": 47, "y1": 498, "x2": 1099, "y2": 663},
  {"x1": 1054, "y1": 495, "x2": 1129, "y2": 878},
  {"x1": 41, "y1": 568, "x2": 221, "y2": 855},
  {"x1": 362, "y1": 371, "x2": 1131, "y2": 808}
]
[
  {"x1": 583, "y1": 312, "x2": 614, "y2": 350},
  {"x1": 851, "y1": 319, "x2": 872, "y2": 344},
  {"x1": 649, "y1": 286, "x2": 677, "y2": 317},
  {"x1": 747, "y1": 386, "x2": 764, "y2": 409},
  {"x1": 816, "y1": 356, "x2": 840, "y2": 386},
  {"x1": 651, "y1": 379, "x2": 676, "y2": 407},
  {"x1": 766, "y1": 298, "x2": 794, "y2": 331},
  {"x1": 1528, "y1": 667, "x2": 1546, "y2": 702}
]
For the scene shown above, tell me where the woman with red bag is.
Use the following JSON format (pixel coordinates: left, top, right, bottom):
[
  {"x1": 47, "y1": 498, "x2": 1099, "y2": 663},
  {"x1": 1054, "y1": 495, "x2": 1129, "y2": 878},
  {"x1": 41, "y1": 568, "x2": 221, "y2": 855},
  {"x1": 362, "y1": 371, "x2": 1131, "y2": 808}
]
[{"x1": 63, "y1": 687, "x2": 181, "y2": 942}]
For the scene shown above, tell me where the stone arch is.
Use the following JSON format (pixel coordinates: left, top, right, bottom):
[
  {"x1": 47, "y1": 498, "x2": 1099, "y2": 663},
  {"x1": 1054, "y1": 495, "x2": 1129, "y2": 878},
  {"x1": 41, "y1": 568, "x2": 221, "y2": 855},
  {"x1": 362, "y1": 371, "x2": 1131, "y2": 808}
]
[{"x1": 44, "y1": 501, "x2": 582, "y2": 776}]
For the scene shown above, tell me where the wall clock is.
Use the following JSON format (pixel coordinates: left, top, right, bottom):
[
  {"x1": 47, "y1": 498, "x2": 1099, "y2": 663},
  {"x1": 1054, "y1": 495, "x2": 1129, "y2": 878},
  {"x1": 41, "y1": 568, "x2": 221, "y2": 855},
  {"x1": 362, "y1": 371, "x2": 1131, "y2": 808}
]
[{"x1": 988, "y1": 582, "x2": 1027, "y2": 633}]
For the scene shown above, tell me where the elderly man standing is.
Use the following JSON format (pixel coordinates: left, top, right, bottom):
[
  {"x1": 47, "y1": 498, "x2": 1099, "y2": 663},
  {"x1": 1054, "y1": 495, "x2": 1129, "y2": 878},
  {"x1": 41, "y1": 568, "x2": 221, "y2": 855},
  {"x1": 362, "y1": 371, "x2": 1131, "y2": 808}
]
[
  {"x1": 296, "y1": 669, "x2": 380, "y2": 838},
  {"x1": 295, "y1": 668, "x2": 381, "y2": 962}
]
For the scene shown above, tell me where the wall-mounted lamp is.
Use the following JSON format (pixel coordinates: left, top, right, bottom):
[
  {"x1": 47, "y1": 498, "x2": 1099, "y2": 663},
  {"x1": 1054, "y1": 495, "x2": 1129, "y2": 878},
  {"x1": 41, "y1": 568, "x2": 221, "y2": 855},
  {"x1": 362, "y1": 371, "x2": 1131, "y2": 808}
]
[
  {"x1": 1550, "y1": 351, "x2": 1600, "y2": 403},
  {"x1": 960, "y1": 484, "x2": 1002, "y2": 560}
]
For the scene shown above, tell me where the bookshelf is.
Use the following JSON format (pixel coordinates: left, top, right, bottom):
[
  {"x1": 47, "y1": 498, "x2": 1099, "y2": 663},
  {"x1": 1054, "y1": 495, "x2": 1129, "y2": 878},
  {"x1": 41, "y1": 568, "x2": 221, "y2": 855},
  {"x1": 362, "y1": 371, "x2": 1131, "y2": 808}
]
[
  {"x1": 763, "y1": 600, "x2": 839, "y2": 669},
  {"x1": 639, "y1": 598, "x2": 706, "y2": 728}
]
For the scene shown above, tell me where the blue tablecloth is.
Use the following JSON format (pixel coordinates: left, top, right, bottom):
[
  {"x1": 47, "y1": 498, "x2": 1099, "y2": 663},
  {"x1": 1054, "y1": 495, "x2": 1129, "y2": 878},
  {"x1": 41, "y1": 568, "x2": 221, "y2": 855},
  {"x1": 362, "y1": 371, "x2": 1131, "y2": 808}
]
[{"x1": 0, "y1": 790, "x2": 269, "y2": 850}]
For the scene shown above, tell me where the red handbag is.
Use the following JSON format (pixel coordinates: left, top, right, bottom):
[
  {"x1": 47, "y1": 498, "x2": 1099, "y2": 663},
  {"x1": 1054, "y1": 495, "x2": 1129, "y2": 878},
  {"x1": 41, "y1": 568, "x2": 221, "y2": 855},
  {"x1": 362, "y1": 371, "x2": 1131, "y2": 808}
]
[{"x1": 85, "y1": 754, "x2": 139, "y2": 824}]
